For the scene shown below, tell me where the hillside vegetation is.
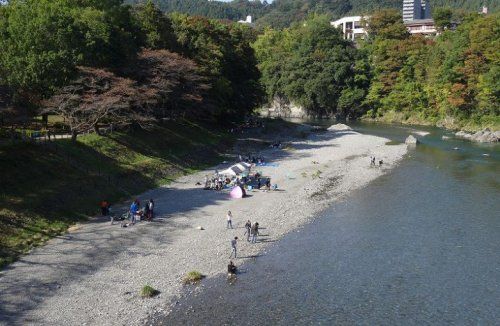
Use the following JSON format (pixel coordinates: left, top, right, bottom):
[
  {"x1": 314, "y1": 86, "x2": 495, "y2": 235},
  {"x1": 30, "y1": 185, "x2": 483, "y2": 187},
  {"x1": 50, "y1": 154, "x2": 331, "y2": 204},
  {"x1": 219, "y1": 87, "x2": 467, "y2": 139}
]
[
  {"x1": 253, "y1": 11, "x2": 500, "y2": 130},
  {"x1": 130, "y1": 0, "x2": 500, "y2": 28}
]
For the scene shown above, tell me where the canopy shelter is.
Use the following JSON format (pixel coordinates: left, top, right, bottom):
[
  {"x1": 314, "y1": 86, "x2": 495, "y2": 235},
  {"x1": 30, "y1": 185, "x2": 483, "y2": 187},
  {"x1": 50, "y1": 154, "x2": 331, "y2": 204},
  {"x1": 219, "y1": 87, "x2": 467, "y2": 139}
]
[{"x1": 220, "y1": 162, "x2": 252, "y2": 176}]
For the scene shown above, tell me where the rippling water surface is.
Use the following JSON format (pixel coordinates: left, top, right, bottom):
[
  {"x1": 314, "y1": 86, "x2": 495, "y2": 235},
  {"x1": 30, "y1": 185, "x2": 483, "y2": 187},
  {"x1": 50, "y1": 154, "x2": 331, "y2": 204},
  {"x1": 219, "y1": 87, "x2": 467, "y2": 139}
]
[{"x1": 152, "y1": 123, "x2": 500, "y2": 325}]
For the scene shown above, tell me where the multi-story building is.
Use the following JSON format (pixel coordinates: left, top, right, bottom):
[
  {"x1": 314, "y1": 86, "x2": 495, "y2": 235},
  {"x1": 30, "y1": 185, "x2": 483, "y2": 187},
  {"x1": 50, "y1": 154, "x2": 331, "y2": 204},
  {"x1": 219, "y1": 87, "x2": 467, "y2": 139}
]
[
  {"x1": 402, "y1": 0, "x2": 435, "y2": 36},
  {"x1": 330, "y1": 16, "x2": 367, "y2": 41},
  {"x1": 403, "y1": 0, "x2": 431, "y2": 22},
  {"x1": 332, "y1": 0, "x2": 438, "y2": 41}
]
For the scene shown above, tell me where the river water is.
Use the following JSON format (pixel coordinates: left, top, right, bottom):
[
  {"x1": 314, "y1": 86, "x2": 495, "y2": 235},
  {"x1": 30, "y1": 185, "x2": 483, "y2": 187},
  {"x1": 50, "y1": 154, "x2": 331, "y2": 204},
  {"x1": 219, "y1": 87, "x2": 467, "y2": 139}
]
[{"x1": 151, "y1": 123, "x2": 500, "y2": 325}]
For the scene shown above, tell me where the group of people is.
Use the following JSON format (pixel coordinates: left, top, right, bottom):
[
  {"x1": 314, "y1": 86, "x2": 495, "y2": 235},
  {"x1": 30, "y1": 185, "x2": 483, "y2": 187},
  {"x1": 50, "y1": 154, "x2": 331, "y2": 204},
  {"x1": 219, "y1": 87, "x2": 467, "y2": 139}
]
[
  {"x1": 227, "y1": 218, "x2": 260, "y2": 276},
  {"x1": 125, "y1": 198, "x2": 155, "y2": 226},
  {"x1": 204, "y1": 174, "x2": 229, "y2": 191},
  {"x1": 370, "y1": 156, "x2": 383, "y2": 167},
  {"x1": 238, "y1": 154, "x2": 266, "y2": 165}
]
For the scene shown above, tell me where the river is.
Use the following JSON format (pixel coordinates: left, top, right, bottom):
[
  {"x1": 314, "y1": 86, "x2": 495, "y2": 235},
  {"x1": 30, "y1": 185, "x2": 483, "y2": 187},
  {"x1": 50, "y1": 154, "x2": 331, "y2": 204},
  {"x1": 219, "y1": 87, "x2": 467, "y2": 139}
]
[{"x1": 150, "y1": 123, "x2": 500, "y2": 325}]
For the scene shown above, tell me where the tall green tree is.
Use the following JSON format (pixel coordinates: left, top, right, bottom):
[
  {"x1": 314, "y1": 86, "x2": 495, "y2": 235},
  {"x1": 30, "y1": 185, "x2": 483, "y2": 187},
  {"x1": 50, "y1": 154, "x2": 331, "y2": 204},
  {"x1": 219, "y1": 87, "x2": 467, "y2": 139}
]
[
  {"x1": 170, "y1": 13, "x2": 263, "y2": 117},
  {"x1": 131, "y1": 0, "x2": 177, "y2": 50},
  {"x1": 254, "y1": 15, "x2": 367, "y2": 118},
  {"x1": 0, "y1": 0, "x2": 140, "y2": 104}
]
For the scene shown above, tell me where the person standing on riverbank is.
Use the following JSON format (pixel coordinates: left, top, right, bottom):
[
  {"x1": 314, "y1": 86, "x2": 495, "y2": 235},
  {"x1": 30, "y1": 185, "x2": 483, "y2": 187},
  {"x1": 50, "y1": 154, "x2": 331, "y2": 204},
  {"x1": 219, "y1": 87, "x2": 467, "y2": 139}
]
[
  {"x1": 147, "y1": 199, "x2": 154, "y2": 220},
  {"x1": 244, "y1": 220, "x2": 252, "y2": 241},
  {"x1": 130, "y1": 199, "x2": 139, "y2": 225},
  {"x1": 228, "y1": 261, "x2": 237, "y2": 275},
  {"x1": 251, "y1": 222, "x2": 259, "y2": 243},
  {"x1": 100, "y1": 200, "x2": 109, "y2": 216},
  {"x1": 226, "y1": 211, "x2": 233, "y2": 229},
  {"x1": 229, "y1": 237, "x2": 238, "y2": 258}
]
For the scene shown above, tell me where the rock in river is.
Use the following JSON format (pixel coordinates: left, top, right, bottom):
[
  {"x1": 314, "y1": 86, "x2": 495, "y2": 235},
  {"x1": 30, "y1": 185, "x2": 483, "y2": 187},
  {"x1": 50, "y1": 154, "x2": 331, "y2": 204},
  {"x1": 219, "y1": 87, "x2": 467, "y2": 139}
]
[
  {"x1": 405, "y1": 135, "x2": 419, "y2": 145},
  {"x1": 456, "y1": 129, "x2": 499, "y2": 143},
  {"x1": 327, "y1": 123, "x2": 352, "y2": 132}
]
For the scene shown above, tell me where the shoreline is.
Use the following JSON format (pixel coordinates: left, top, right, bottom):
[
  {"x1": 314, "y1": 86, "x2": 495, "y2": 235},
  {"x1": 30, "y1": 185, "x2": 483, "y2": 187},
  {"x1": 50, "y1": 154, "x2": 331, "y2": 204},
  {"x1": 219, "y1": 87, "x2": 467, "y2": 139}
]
[{"x1": 0, "y1": 125, "x2": 407, "y2": 325}]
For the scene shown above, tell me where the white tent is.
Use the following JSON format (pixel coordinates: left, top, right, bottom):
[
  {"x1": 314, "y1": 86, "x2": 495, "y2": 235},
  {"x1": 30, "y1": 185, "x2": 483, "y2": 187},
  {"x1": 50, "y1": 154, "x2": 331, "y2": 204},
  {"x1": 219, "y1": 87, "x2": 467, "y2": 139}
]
[{"x1": 220, "y1": 162, "x2": 252, "y2": 176}]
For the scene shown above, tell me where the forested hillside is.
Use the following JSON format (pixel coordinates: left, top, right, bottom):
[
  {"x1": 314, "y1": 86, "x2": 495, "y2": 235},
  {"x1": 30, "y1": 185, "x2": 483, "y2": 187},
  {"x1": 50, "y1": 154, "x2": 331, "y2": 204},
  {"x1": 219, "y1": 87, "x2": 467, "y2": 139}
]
[
  {"x1": 128, "y1": 0, "x2": 500, "y2": 28},
  {"x1": 254, "y1": 10, "x2": 500, "y2": 130}
]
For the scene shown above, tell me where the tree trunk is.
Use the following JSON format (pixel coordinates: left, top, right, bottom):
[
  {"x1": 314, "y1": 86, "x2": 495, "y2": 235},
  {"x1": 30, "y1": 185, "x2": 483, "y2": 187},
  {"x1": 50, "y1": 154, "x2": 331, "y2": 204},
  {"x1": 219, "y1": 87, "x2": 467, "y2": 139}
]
[
  {"x1": 94, "y1": 124, "x2": 101, "y2": 135},
  {"x1": 71, "y1": 130, "x2": 78, "y2": 142},
  {"x1": 42, "y1": 114, "x2": 48, "y2": 126}
]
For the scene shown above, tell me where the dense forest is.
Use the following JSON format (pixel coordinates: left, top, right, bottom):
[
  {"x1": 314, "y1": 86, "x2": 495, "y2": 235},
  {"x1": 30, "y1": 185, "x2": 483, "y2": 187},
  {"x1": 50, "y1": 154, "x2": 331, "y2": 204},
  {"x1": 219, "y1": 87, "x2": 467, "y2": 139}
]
[
  {"x1": 254, "y1": 10, "x2": 499, "y2": 129},
  {"x1": 1, "y1": 0, "x2": 498, "y2": 132},
  {"x1": 127, "y1": 0, "x2": 500, "y2": 28},
  {"x1": 363, "y1": 10, "x2": 499, "y2": 129},
  {"x1": 0, "y1": 0, "x2": 263, "y2": 139}
]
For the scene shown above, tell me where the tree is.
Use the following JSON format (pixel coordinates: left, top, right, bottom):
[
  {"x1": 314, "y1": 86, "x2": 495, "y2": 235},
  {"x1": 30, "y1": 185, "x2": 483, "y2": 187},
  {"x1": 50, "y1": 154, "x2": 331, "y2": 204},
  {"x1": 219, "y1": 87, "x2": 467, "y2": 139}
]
[
  {"x1": 0, "y1": 0, "x2": 82, "y2": 101},
  {"x1": 42, "y1": 67, "x2": 149, "y2": 142},
  {"x1": 131, "y1": 0, "x2": 177, "y2": 50},
  {"x1": 365, "y1": 9, "x2": 408, "y2": 40},
  {"x1": 127, "y1": 49, "x2": 210, "y2": 119},
  {"x1": 170, "y1": 13, "x2": 263, "y2": 118},
  {"x1": 254, "y1": 15, "x2": 364, "y2": 117},
  {"x1": 433, "y1": 7, "x2": 453, "y2": 32},
  {"x1": 0, "y1": 0, "x2": 141, "y2": 107}
]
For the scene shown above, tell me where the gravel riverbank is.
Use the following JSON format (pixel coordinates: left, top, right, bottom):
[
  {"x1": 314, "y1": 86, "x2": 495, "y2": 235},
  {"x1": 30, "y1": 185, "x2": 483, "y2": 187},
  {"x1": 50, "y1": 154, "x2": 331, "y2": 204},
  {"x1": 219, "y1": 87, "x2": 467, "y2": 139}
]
[{"x1": 0, "y1": 126, "x2": 407, "y2": 325}]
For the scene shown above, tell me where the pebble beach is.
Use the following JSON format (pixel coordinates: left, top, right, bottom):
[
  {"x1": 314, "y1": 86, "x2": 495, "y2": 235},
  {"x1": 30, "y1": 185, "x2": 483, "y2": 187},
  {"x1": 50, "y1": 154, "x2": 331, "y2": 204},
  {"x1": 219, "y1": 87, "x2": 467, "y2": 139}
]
[{"x1": 0, "y1": 125, "x2": 407, "y2": 325}]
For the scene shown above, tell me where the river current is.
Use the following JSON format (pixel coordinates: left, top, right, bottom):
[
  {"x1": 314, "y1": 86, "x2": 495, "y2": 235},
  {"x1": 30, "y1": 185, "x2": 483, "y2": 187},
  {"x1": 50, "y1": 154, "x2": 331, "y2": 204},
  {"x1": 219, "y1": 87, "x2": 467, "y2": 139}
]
[{"x1": 151, "y1": 123, "x2": 500, "y2": 325}]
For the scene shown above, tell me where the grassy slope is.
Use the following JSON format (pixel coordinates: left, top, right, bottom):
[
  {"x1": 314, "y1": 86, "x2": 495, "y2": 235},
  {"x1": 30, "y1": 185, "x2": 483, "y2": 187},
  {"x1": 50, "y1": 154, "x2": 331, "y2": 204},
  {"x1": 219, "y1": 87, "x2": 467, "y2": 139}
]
[{"x1": 0, "y1": 120, "x2": 232, "y2": 268}]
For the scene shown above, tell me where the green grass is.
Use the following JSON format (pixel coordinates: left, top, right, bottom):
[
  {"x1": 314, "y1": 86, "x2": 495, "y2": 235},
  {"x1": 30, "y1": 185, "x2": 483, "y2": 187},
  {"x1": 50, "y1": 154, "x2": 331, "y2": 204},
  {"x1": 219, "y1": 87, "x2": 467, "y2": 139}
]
[
  {"x1": 140, "y1": 285, "x2": 160, "y2": 298},
  {"x1": 182, "y1": 270, "x2": 205, "y2": 285},
  {"x1": 0, "y1": 120, "x2": 233, "y2": 268}
]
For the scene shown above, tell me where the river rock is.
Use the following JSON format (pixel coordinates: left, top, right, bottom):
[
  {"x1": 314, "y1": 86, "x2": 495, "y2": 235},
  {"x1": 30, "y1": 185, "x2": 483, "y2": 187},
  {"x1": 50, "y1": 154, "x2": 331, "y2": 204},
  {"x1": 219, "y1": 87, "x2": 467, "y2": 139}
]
[
  {"x1": 405, "y1": 135, "x2": 418, "y2": 145},
  {"x1": 327, "y1": 123, "x2": 352, "y2": 132},
  {"x1": 457, "y1": 129, "x2": 499, "y2": 143},
  {"x1": 455, "y1": 130, "x2": 473, "y2": 140}
]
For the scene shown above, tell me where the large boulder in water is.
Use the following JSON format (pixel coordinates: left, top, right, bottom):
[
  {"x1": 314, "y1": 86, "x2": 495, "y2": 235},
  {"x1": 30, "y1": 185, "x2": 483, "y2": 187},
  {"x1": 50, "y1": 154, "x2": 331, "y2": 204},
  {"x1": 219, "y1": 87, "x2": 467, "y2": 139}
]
[
  {"x1": 405, "y1": 135, "x2": 418, "y2": 145},
  {"x1": 327, "y1": 123, "x2": 352, "y2": 132},
  {"x1": 472, "y1": 129, "x2": 499, "y2": 143},
  {"x1": 457, "y1": 129, "x2": 499, "y2": 143}
]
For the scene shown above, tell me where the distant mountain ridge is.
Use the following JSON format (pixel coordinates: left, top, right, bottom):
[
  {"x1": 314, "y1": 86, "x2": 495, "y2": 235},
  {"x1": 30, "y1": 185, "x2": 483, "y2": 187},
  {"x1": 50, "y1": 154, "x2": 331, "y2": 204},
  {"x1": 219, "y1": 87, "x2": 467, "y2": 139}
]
[{"x1": 126, "y1": 0, "x2": 499, "y2": 28}]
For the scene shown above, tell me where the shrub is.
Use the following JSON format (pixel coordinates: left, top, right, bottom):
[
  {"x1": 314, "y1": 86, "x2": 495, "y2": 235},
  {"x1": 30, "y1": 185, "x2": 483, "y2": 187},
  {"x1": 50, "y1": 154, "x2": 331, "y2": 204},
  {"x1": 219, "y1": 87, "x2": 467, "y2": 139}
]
[
  {"x1": 140, "y1": 285, "x2": 160, "y2": 298},
  {"x1": 182, "y1": 270, "x2": 204, "y2": 285},
  {"x1": 312, "y1": 170, "x2": 322, "y2": 179}
]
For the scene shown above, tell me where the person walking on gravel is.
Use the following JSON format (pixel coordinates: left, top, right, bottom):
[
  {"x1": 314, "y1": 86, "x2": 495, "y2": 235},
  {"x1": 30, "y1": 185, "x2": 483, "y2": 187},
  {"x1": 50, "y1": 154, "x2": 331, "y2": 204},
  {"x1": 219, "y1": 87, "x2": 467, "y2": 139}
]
[
  {"x1": 251, "y1": 222, "x2": 259, "y2": 243},
  {"x1": 229, "y1": 237, "x2": 238, "y2": 258},
  {"x1": 226, "y1": 211, "x2": 233, "y2": 229},
  {"x1": 244, "y1": 220, "x2": 252, "y2": 241}
]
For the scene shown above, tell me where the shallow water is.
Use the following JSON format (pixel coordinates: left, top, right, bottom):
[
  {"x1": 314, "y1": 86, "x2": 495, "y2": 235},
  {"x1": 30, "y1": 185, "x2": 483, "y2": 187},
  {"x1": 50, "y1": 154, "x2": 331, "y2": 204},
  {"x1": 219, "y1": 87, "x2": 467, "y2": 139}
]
[{"x1": 151, "y1": 123, "x2": 500, "y2": 325}]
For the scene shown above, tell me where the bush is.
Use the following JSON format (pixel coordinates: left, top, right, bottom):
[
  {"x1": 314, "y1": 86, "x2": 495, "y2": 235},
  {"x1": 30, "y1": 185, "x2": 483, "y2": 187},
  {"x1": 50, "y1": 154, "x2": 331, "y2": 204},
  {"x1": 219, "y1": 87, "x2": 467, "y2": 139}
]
[
  {"x1": 140, "y1": 285, "x2": 159, "y2": 298},
  {"x1": 182, "y1": 270, "x2": 204, "y2": 285}
]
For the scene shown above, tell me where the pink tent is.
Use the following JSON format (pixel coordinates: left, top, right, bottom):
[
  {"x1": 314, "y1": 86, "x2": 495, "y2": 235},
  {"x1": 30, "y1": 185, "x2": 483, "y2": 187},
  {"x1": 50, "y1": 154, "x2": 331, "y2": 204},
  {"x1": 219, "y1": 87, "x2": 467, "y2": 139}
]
[{"x1": 230, "y1": 186, "x2": 244, "y2": 199}]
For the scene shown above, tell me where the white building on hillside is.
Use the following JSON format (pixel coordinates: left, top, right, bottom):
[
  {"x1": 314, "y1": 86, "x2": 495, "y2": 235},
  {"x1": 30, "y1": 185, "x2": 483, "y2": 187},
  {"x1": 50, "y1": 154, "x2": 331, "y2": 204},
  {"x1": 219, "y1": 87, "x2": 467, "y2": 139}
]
[
  {"x1": 404, "y1": 19, "x2": 437, "y2": 35},
  {"x1": 238, "y1": 16, "x2": 252, "y2": 24},
  {"x1": 331, "y1": 16, "x2": 367, "y2": 41}
]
